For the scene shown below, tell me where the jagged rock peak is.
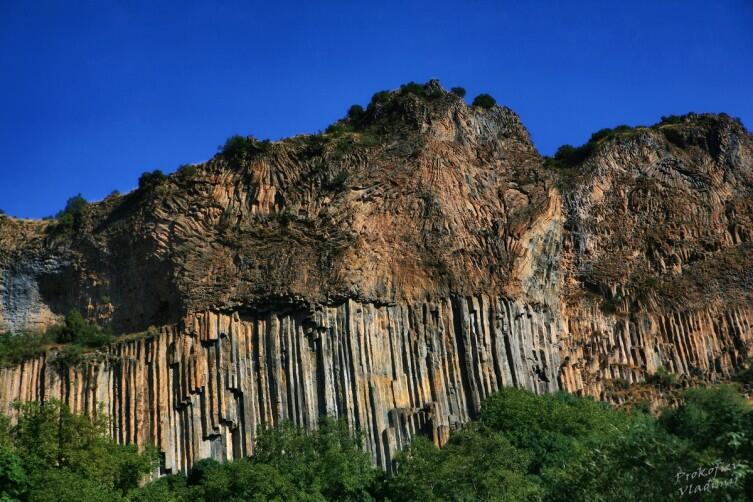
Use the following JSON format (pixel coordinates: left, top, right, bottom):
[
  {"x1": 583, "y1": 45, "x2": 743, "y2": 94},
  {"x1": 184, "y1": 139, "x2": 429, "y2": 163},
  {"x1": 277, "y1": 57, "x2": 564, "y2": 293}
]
[{"x1": 0, "y1": 80, "x2": 553, "y2": 333}]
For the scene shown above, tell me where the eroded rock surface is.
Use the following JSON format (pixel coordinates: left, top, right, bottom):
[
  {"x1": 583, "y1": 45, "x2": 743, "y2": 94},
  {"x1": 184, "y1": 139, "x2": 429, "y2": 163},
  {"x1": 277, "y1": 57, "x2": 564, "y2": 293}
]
[{"x1": 0, "y1": 83, "x2": 751, "y2": 470}]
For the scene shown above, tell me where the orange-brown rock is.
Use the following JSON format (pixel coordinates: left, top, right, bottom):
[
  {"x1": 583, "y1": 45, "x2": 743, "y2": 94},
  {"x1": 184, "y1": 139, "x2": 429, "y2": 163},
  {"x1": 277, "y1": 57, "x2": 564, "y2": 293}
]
[{"x1": 0, "y1": 83, "x2": 751, "y2": 471}]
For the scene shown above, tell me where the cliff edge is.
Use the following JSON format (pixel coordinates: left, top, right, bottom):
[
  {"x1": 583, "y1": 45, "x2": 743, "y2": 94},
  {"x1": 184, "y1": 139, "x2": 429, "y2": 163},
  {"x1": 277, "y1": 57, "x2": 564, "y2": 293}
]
[{"x1": 1, "y1": 82, "x2": 751, "y2": 472}]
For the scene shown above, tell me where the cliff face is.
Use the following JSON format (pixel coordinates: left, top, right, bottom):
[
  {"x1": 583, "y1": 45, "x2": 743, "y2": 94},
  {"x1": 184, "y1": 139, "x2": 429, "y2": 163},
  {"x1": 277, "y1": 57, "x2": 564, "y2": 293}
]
[
  {"x1": 0, "y1": 298, "x2": 561, "y2": 472},
  {"x1": 559, "y1": 115, "x2": 753, "y2": 399},
  {"x1": 0, "y1": 83, "x2": 751, "y2": 471}
]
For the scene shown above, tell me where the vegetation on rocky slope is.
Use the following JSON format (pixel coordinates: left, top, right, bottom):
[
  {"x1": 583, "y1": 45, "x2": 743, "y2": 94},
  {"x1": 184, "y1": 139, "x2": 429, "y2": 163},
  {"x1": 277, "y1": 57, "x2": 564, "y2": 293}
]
[
  {"x1": 0, "y1": 385, "x2": 751, "y2": 501},
  {"x1": 0, "y1": 80, "x2": 545, "y2": 333},
  {"x1": 0, "y1": 310, "x2": 114, "y2": 367}
]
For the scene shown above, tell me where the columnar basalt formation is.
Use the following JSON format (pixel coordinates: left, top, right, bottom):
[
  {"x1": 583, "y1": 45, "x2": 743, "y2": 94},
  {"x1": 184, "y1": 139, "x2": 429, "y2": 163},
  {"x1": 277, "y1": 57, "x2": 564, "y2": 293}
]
[
  {"x1": 0, "y1": 297, "x2": 561, "y2": 472},
  {"x1": 559, "y1": 304, "x2": 753, "y2": 400},
  {"x1": 0, "y1": 82, "x2": 751, "y2": 471}
]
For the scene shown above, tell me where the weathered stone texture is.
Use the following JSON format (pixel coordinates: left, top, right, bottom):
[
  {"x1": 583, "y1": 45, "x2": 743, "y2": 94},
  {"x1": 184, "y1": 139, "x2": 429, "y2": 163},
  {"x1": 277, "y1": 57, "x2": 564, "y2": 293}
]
[
  {"x1": 1, "y1": 87, "x2": 752, "y2": 472},
  {"x1": 0, "y1": 296, "x2": 560, "y2": 472},
  {"x1": 559, "y1": 304, "x2": 753, "y2": 400}
]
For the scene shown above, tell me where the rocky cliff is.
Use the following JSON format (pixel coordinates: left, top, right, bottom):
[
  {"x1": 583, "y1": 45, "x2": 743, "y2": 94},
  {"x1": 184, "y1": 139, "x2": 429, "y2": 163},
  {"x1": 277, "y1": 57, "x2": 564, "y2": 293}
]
[{"x1": 0, "y1": 81, "x2": 751, "y2": 472}]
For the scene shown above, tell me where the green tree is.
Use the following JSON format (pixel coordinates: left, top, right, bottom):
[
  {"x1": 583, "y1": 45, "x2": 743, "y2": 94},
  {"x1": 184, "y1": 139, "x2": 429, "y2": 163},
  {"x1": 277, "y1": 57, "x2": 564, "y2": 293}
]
[
  {"x1": 660, "y1": 385, "x2": 751, "y2": 453},
  {"x1": 0, "y1": 443, "x2": 27, "y2": 501},
  {"x1": 128, "y1": 474, "x2": 189, "y2": 502},
  {"x1": 472, "y1": 93, "x2": 496, "y2": 109},
  {"x1": 347, "y1": 104, "x2": 365, "y2": 122},
  {"x1": 450, "y1": 86, "x2": 466, "y2": 98},
  {"x1": 386, "y1": 429, "x2": 542, "y2": 501},
  {"x1": 252, "y1": 418, "x2": 378, "y2": 501},
  {"x1": 176, "y1": 164, "x2": 198, "y2": 181},
  {"x1": 138, "y1": 170, "x2": 167, "y2": 191},
  {"x1": 55, "y1": 194, "x2": 88, "y2": 232},
  {"x1": 0, "y1": 331, "x2": 52, "y2": 367},
  {"x1": 182, "y1": 459, "x2": 298, "y2": 502},
  {"x1": 220, "y1": 135, "x2": 249, "y2": 168},
  {"x1": 11, "y1": 400, "x2": 157, "y2": 500},
  {"x1": 47, "y1": 309, "x2": 113, "y2": 348}
]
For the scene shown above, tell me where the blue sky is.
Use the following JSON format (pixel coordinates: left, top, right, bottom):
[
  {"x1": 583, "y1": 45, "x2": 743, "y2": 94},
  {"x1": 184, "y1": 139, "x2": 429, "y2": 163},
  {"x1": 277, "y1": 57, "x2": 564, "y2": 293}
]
[{"x1": 1, "y1": 1, "x2": 752, "y2": 218}]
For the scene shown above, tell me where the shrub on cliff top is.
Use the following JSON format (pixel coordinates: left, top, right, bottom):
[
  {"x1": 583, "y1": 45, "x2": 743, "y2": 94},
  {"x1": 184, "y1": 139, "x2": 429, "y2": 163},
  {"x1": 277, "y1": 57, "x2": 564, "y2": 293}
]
[
  {"x1": 450, "y1": 86, "x2": 466, "y2": 98},
  {"x1": 472, "y1": 93, "x2": 496, "y2": 109},
  {"x1": 399, "y1": 81, "x2": 427, "y2": 97},
  {"x1": 546, "y1": 124, "x2": 638, "y2": 169},
  {"x1": 138, "y1": 169, "x2": 167, "y2": 191},
  {"x1": 176, "y1": 164, "x2": 198, "y2": 181},
  {"x1": 347, "y1": 104, "x2": 365, "y2": 122},
  {"x1": 220, "y1": 135, "x2": 271, "y2": 168},
  {"x1": 220, "y1": 134, "x2": 248, "y2": 159},
  {"x1": 55, "y1": 194, "x2": 88, "y2": 232}
]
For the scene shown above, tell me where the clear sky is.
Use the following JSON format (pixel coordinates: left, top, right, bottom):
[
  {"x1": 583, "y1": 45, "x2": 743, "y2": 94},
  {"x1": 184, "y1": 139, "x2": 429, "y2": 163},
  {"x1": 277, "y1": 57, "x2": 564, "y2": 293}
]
[{"x1": 1, "y1": 1, "x2": 752, "y2": 218}]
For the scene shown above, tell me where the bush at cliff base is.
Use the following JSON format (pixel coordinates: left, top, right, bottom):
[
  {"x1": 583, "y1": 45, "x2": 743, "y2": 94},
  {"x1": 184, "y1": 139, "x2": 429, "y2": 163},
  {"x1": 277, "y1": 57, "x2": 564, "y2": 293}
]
[{"x1": 0, "y1": 385, "x2": 750, "y2": 501}]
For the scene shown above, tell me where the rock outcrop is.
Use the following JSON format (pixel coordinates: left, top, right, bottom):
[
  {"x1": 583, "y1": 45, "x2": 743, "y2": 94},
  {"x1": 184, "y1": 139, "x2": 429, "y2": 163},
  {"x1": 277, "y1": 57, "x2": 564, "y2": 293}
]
[
  {"x1": 0, "y1": 82, "x2": 751, "y2": 471},
  {"x1": 0, "y1": 297, "x2": 561, "y2": 473}
]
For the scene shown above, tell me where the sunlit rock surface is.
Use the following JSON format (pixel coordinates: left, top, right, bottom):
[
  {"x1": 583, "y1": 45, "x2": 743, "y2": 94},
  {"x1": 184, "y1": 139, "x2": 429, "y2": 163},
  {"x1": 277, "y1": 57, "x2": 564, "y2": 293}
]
[{"x1": 1, "y1": 83, "x2": 751, "y2": 470}]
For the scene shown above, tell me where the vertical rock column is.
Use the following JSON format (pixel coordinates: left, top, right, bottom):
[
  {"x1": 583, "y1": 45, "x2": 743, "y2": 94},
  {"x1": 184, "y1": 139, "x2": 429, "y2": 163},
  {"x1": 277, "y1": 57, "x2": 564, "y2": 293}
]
[
  {"x1": 559, "y1": 303, "x2": 753, "y2": 399},
  {"x1": 0, "y1": 295, "x2": 562, "y2": 473}
]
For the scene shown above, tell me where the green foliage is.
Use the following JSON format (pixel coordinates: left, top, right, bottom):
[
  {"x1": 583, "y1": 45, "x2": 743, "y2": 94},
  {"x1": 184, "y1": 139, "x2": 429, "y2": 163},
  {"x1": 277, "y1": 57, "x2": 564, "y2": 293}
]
[
  {"x1": 480, "y1": 388, "x2": 634, "y2": 480},
  {"x1": 55, "y1": 194, "x2": 88, "y2": 233},
  {"x1": 654, "y1": 112, "x2": 746, "y2": 131},
  {"x1": 55, "y1": 344, "x2": 85, "y2": 367},
  {"x1": 357, "y1": 133, "x2": 379, "y2": 147},
  {"x1": 325, "y1": 122, "x2": 355, "y2": 135},
  {"x1": 254, "y1": 418, "x2": 378, "y2": 500},
  {"x1": 660, "y1": 385, "x2": 750, "y2": 453},
  {"x1": 647, "y1": 366, "x2": 679, "y2": 389},
  {"x1": 58, "y1": 194, "x2": 88, "y2": 218},
  {"x1": 5, "y1": 385, "x2": 750, "y2": 500},
  {"x1": 386, "y1": 429, "x2": 542, "y2": 501},
  {"x1": 368, "y1": 90, "x2": 391, "y2": 109},
  {"x1": 321, "y1": 81, "x2": 459, "y2": 140},
  {"x1": 450, "y1": 86, "x2": 466, "y2": 98},
  {"x1": 185, "y1": 459, "x2": 297, "y2": 502},
  {"x1": 138, "y1": 170, "x2": 167, "y2": 191},
  {"x1": 393, "y1": 81, "x2": 446, "y2": 100},
  {"x1": 0, "y1": 443, "x2": 27, "y2": 500},
  {"x1": 47, "y1": 309, "x2": 114, "y2": 348},
  {"x1": 399, "y1": 81, "x2": 425, "y2": 96},
  {"x1": 154, "y1": 417, "x2": 379, "y2": 501},
  {"x1": 659, "y1": 114, "x2": 686, "y2": 126},
  {"x1": 176, "y1": 164, "x2": 198, "y2": 181},
  {"x1": 0, "y1": 331, "x2": 52, "y2": 367},
  {"x1": 219, "y1": 135, "x2": 271, "y2": 168},
  {"x1": 546, "y1": 124, "x2": 637, "y2": 169},
  {"x1": 472, "y1": 93, "x2": 496, "y2": 109},
  {"x1": 220, "y1": 134, "x2": 248, "y2": 160},
  {"x1": 128, "y1": 474, "x2": 188, "y2": 502},
  {"x1": 552, "y1": 419, "x2": 705, "y2": 501},
  {"x1": 0, "y1": 400, "x2": 157, "y2": 501},
  {"x1": 0, "y1": 311, "x2": 113, "y2": 368},
  {"x1": 347, "y1": 104, "x2": 365, "y2": 121}
]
